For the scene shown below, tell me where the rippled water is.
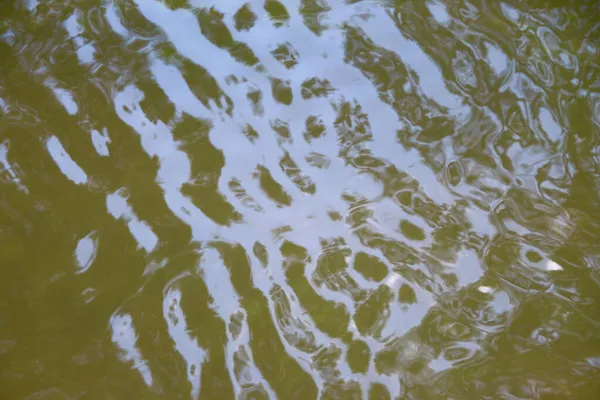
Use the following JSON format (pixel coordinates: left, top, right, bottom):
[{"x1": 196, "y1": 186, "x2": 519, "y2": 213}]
[{"x1": 1, "y1": 0, "x2": 599, "y2": 398}]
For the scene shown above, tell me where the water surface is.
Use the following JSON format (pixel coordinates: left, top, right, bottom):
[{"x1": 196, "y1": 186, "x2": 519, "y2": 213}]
[{"x1": 1, "y1": 0, "x2": 599, "y2": 398}]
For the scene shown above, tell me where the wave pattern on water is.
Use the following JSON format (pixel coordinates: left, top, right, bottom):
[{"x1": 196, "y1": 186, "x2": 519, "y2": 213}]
[{"x1": 0, "y1": 0, "x2": 599, "y2": 398}]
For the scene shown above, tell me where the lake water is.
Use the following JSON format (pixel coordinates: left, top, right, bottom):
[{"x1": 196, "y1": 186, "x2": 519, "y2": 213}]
[{"x1": 1, "y1": 0, "x2": 599, "y2": 398}]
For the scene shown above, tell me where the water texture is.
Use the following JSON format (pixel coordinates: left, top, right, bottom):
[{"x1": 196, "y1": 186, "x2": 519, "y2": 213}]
[{"x1": 1, "y1": 0, "x2": 599, "y2": 398}]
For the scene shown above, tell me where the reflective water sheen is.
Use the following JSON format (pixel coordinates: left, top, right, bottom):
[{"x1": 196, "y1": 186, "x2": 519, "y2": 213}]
[{"x1": 1, "y1": 0, "x2": 599, "y2": 398}]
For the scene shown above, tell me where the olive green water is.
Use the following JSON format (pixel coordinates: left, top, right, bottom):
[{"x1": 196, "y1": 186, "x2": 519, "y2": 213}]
[{"x1": 1, "y1": 0, "x2": 599, "y2": 398}]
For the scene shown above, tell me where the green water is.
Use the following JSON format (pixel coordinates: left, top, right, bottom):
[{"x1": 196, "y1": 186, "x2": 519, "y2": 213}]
[{"x1": 1, "y1": 0, "x2": 599, "y2": 398}]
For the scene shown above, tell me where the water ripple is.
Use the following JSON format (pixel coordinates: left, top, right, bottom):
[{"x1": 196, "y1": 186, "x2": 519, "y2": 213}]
[{"x1": 1, "y1": 0, "x2": 599, "y2": 398}]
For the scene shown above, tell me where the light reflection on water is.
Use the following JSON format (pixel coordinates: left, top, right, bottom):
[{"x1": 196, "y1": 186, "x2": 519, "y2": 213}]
[{"x1": 0, "y1": 0, "x2": 599, "y2": 398}]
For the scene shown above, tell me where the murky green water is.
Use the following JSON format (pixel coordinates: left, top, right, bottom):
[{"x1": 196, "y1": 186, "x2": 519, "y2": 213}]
[{"x1": 1, "y1": 0, "x2": 599, "y2": 398}]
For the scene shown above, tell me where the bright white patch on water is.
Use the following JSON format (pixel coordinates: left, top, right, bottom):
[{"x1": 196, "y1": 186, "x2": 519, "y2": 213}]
[
  {"x1": 545, "y1": 260, "x2": 564, "y2": 271},
  {"x1": 105, "y1": 3, "x2": 129, "y2": 36},
  {"x1": 46, "y1": 136, "x2": 88, "y2": 185},
  {"x1": 485, "y1": 42, "x2": 509, "y2": 75},
  {"x1": 91, "y1": 129, "x2": 110, "y2": 156},
  {"x1": 64, "y1": 12, "x2": 95, "y2": 64},
  {"x1": 106, "y1": 190, "x2": 129, "y2": 219},
  {"x1": 25, "y1": 0, "x2": 38, "y2": 10},
  {"x1": 74, "y1": 232, "x2": 98, "y2": 274},
  {"x1": 539, "y1": 107, "x2": 561, "y2": 142},
  {"x1": 64, "y1": 13, "x2": 83, "y2": 37},
  {"x1": 429, "y1": 354, "x2": 453, "y2": 372},
  {"x1": 428, "y1": 1, "x2": 451, "y2": 25},
  {"x1": 200, "y1": 249, "x2": 241, "y2": 320},
  {"x1": 163, "y1": 288, "x2": 206, "y2": 400},
  {"x1": 586, "y1": 356, "x2": 600, "y2": 368},
  {"x1": 128, "y1": 220, "x2": 159, "y2": 253},
  {"x1": 110, "y1": 313, "x2": 153, "y2": 387},
  {"x1": 0, "y1": 140, "x2": 27, "y2": 192},
  {"x1": 501, "y1": 3, "x2": 520, "y2": 23},
  {"x1": 106, "y1": 189, "x2": 158, "y2": 253},
  {"x1": 453, "y1": 250, "x2": 484, "y2": 288},
  {"x1": 383, "y1": 272, "x2": 401, "y2": 289},
  {"x1": 491, "y1": 290, "x2": 512, "y2": 314},
  {"x1": 76, "y1": 44, "x2": 95, "y2": 64},
  {"x1": 478, "y1": 285, "x2": 493, "y2": 294},
  {"x1": 51, "y1": 87, "x2": 79, "y2": 115}
]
